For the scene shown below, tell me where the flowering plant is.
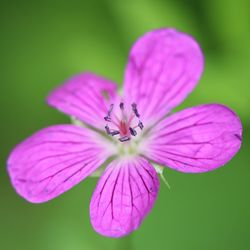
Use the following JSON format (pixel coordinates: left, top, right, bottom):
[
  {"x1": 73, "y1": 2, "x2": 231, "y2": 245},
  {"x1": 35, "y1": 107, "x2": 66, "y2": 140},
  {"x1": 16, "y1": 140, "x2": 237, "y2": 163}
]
[{"x1": 8, "y1": 28, "x2": 242, "y2": 237}]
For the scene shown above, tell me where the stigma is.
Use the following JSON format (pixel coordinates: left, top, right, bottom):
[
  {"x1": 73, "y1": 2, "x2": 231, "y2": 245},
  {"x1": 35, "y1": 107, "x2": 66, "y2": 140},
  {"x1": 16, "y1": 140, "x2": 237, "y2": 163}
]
[{"x1": 104, "y1": 102, "x2": 144, "y2": 142}]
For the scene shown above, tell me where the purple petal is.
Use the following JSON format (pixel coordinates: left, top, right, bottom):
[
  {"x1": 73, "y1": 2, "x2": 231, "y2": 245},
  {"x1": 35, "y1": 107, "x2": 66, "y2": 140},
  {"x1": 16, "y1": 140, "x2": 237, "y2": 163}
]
[
  {"x1": 90, "y1": 157, "x2": 159, "y2": 237},
  {"x1": 123, "y1": 28, "x2": 204, "y2": 124},
  {"x1": 7, "y1": 125, "x2": 114, "y2": 203},
  {"x1": 47, "y1": 72, "x2": 118, "y2": 130},
  {"x1": 143, "y1": 104, "x2": 242, "y2": 173}
]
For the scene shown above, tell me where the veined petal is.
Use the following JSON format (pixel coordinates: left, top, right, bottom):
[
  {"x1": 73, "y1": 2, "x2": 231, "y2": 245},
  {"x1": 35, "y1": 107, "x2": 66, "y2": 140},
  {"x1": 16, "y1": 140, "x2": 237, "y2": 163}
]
[
  {"x1": 143, "y1": 104, "x2": 242, "y2": 173},
  {"x1": 7, "y1": 125, "x2": 115, "y2": 203},
  {"x1": 90, "y1": 157, "x2": 159, "y2": 238},
  {"x1": 47, "y1": 73, "x2": 118, "y2": 130},
  {"x1": 124, "y1": 28, "x2": 203, "y2": 125}
]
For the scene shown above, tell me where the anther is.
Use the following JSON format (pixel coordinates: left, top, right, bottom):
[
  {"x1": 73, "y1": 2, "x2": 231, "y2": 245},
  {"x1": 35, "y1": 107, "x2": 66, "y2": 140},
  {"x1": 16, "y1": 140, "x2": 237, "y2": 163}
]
[
  {"x1": 138, "y1": 121, "x2": 144, "y2": 130},
  {"x1": 132, "y1": 103, "x2": 140, "y2": 117},
  {"x1": 104, "y1": 104, "x2": 114, "y2": 122},
  {"x1": 108, "y1": 104, "x2": 114, "y2": 116},
  {"x1": 104, "y1": 116, "x2": 111, "y2": 122},
  {"x1": 119, "y1": 102, "x2": 124, "y2": 110},
  {"x1": 105, "y1": 125, "x2": 110, "y2": 134},
  {"x1": 129, "y1": 127, "x2": 137, "y2": 136},
  {"x1": 110, "y1": 130, "x2": 120, "y2": 136},
  {"x1": 119, "y1": 136, "x2": 130, "y2": 142}
]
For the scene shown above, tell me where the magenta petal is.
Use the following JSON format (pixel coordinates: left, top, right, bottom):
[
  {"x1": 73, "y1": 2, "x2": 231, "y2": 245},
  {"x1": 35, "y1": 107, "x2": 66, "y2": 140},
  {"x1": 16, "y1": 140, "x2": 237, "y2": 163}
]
[
  {"x1": 47, "y1": 72, "x2": 118, "y2": 130},
  {"x1": 124, "y1": 28, "x2": 204, "y2": 124},
  {"x1": 7, "y1": 125, "x2": 114, "y2": 203},
  {"x1": 143, "y1": 104, "x2": 242, "y2": 173},
  {"x1": 90, "y1": 157, "x2": 159, "y2": 237}
]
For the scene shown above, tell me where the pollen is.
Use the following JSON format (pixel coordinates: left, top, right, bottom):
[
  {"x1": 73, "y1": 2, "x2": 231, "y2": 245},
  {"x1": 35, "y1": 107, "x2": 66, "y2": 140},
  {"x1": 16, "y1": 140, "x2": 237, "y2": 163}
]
[{"x1": 104, "y1": 102, "x2": 143, "y2": 142}]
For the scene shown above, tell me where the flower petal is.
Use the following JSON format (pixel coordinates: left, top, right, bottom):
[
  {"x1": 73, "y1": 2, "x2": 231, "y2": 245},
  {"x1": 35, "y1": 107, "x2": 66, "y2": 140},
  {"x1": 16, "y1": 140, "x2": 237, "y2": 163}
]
[
  {"x1": 90, "y1": 157, "x2": 159, "y2": 237},
  {"x1": 47, "y1": 73, "x2": 118, "y2": 130},
  {"x1": 7, "y1": 125, "x2": 115, "y2": 203},
  {"x1": 123, "y1": 28, "x2": 204, "y2": 124},
  {"x1": 143, "y1": 104, "x2": 242, "y2": 173}
]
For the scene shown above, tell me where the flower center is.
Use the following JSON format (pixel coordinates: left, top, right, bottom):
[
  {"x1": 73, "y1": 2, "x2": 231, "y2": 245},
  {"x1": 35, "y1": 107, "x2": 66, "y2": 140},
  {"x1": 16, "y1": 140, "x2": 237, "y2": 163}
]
[{"x1": 104, "y1": 102, "x2": 144, "y2": 142}]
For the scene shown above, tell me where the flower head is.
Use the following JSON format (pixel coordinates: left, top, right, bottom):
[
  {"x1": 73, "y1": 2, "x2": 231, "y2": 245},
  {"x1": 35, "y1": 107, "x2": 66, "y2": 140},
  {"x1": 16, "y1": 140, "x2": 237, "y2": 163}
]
[{"x1": 7, "y1": 28, "x2": 242, "y2": 238}]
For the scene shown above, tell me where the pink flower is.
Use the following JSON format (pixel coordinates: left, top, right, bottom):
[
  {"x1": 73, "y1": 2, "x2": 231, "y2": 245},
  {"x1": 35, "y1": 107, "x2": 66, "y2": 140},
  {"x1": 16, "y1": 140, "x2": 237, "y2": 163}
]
[{"x1": 7, "y1": 28, "x2": 242, "y2": 238}]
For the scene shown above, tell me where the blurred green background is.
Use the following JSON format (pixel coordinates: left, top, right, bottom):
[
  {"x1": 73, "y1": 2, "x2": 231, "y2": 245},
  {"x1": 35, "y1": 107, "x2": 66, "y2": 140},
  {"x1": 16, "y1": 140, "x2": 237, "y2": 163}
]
[{"x1": 0, "y1": 0, "x2": 249, "y2": 249}]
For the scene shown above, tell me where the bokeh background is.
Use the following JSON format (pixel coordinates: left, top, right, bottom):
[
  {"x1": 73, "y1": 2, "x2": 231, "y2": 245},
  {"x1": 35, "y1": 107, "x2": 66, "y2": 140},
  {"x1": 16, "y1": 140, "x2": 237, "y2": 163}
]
[{"x1": 0, "y1": 0, "x2": 249, "y2": 249}]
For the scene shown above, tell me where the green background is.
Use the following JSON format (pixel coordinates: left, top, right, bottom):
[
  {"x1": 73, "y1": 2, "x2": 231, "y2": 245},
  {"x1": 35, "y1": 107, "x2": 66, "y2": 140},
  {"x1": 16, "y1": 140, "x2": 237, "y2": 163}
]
[{"x1": 0, "y1": 0, "x2": 249, "y2": 249}]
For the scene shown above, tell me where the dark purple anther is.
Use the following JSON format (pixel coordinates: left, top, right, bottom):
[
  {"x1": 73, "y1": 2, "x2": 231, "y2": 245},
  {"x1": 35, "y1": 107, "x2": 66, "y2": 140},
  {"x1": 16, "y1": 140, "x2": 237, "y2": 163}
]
[
  {"x1": 131, "y1": 103, "x2": 136, "y2": 108},
  {"x1": 104, "y1": 104, "x2": 114, "y2": 122},
  {"x1": 132, "y1": 103, "x2": 140, "y2": 117},
  {"x1": 138, "y1": 121, "x2": 144, "y2": 130},
  {"x1": 104, "y1": 116, "x2": 111, "y2": 122},
  {"x1": 119, "y1": 102, "x2": 124, "y2": 110},
  {"x1": 119, "y1": 136, "x2": 130, "y2": 142},
  {"x1": 134, "y1": 110, "x2": 140, "y2": 117},
  {"x1": 129, "y1": 127, "x2": 137, "y2": 136},
  {"x1": 110, "y1": 131, "x2": 120, "y2": 136},
  {"x1": 108, "y1": 104, "x2": 114, "y2": 116},
  {"x1": 105, "y1": 125, "x2": 110, "y2": 134}
]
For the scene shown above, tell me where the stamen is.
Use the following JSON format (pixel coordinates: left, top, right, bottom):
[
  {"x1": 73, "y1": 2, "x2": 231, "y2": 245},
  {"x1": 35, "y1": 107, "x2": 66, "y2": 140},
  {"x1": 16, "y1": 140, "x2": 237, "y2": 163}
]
[
  {"x1": 138, "y1": 121, "x2": 144, "y2": 130},
  {"x1": 104, "y1": 104, "x2": 114, "y2": 122},
  {"x1": 119, "y1": 102, "x2": 124, "y2": 110},
  {"x1": 105, "y1": 125, "x2": 110, "y2": 134},
  {"x1": 104, "y1": 116, "x2": 111, "y2": 122},
  {"x1": 108, "y1": 104, "x2": 114, "y2": 116},
  {"x1": 110, "y1": 130, "x2": 120, "y2": 136},
  {"x1": 132, "y1": 103, "x2": 140, "y2": 117},
  {"x1": 129, "y1": 127, "x2": 137, "y2": 136},
  {"x1": 119, "y1": 136, "x2": 130, "y2": 142},
  {"x1": 104, "y1": 102, "x2": 143, "y2": 142}
]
